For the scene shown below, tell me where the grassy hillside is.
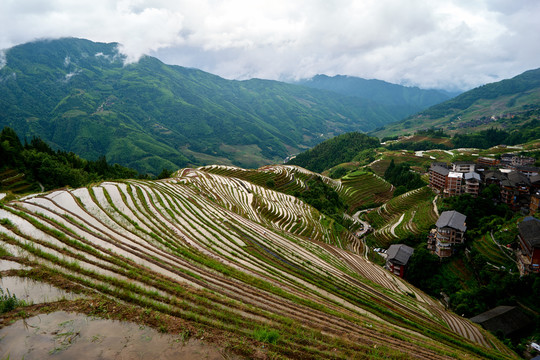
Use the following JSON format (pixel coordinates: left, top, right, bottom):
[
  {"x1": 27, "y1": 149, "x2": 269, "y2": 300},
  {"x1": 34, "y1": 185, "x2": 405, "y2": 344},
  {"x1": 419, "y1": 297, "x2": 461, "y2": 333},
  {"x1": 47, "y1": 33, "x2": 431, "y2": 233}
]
[
  {"x1": 372, "y1": 68, "x2": 540, "y2": 138},
  {"x1": 0, "y1": 38, "x2": 403, "y2": 174},
  {"x1": 0, "y1": 166, "x2": 515, "y2": 359}
]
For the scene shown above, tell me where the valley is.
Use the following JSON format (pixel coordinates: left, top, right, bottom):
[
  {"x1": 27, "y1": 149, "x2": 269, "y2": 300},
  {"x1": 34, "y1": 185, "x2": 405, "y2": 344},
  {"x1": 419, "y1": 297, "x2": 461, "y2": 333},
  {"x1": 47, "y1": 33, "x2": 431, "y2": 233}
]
[{"x1": 1, "y1": 37, "x2": 540, "y2": 359}]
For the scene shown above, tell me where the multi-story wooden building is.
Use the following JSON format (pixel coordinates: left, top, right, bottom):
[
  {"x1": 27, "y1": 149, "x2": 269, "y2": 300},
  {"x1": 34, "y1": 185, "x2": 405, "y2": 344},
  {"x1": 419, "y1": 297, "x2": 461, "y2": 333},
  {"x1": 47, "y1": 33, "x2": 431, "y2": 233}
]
[
  {"x1": 430, "y1": 162, "x2": 482, "y2": 198},
  {"x1": 500, "y1": 171, "x2": 531, "y2": 212},
  {"x1": 385, "y1": 244, "x2": 414, "y2": 278},
  {"x1": 477, "y1": 157, "x2": 499, "y2": 167},
  {"x1": 429, "y1": 164, "x2": 449, "y2": 193},
  {"x1": 464, "y1": 172, "x2": 481, "y2": 197},
  {"x1": 452, "y1": 161, "x2": 476, "y2": 173},
  {"x1": 517, "y1": 217, "x2": 540, "y2": 274},
  {"x1": 530, "y1": 193, "x2": 540, "y2": 215},
  {"x1": 431, "y1": 210, "x2": 467, "y2": 258},
  {"x1": 444, "y1": 172, "x2": 463, "y2": 197}
]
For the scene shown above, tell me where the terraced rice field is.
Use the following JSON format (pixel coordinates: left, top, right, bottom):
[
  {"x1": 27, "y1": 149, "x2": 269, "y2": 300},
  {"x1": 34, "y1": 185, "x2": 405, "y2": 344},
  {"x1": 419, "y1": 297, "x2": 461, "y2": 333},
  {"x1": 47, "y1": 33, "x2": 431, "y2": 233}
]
[
  {"x1": 339, "y1": 171, "x2": 394, "y2": 209},
  {"x1": 0, "y1": 169, "x2": 36, "y2": 194},
  {"x1": 0, "y1": 167, "x2": 516, "y2": 359},
  {"x1": 202, "y1": 164, "x2": 390, "y2": 213},
  {"x1": 366, "y1": 186, "x2": 439, "y2": 246},
  {"x1": 472, "y1": 235, "x2": 516, "y2": 268}
]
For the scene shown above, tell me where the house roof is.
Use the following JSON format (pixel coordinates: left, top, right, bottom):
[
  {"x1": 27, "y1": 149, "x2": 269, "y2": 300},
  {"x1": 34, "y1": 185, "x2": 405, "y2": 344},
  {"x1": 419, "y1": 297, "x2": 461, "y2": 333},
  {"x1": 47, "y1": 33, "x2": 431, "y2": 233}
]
[
  {"x1": 515, "y1": 165, "x2": 540, "y2": 172},
  {"x1": 507, "y1": 171, "x2": 530, "y2": 186},
  {"x1": 448, "y1": 171, "x2": 463, "y2": 178},
  {"x1": 436, "y1": 210, "x2": 467, "y2": 232},
  {"x1": 531, "y1": 174, "x2": 540, "y2": 184},
  {"x1": 464, "y1": 172, "x2": 481, "y2": 181},
  {"x1": 518, "y1": 217, "x2": 540, "y2": 248},
  {"x1": 386, "y1": 244, "x2": 414, "y2": 266},
  {"x1": 470, "y1": 306, "x2": 532, "y2": 337},
  {"x1": 483, "y1": 170, "x2": 506, "y2": 181},
  {"x1": 430, "y1": 165, "x2": 449, "y2": 176}
]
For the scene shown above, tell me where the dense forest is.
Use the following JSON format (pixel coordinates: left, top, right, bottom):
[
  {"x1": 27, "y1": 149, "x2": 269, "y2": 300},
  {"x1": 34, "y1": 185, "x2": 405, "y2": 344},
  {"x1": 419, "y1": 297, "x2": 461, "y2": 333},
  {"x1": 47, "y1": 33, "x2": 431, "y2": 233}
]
[
  {"x1": 287, "y1": 132, "x2": 380, "y2": 173},
  {"x1": 0, "y1": 127, "x2": 141, "y2": 192},
  {"x1": 383, "y1": 160, "x2": 425, "y2": 196},
  {"x1": 453, "y1": 122, "x2": 540, "y2": 149}
]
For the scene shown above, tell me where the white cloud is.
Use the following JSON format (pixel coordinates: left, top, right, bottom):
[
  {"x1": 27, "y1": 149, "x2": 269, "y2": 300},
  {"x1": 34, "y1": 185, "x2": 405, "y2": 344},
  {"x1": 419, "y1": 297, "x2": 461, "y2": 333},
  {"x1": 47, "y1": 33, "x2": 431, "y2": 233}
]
[
  {"x1": 0, "y1": 50, "x2": 6, "y2": 70},
  {"x1": 64, "y1": 69, "x2": 81, "y2": 82},
  {"x1": 0, "y1": 0, "x2": 539, "y2": 90}
]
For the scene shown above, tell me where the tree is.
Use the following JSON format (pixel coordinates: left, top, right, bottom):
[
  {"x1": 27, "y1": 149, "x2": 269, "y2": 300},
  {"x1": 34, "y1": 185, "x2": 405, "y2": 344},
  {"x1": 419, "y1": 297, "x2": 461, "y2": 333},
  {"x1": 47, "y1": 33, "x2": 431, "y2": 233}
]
[{"x1": 157, "y1": 168, "x2": 173, "y2": 179}]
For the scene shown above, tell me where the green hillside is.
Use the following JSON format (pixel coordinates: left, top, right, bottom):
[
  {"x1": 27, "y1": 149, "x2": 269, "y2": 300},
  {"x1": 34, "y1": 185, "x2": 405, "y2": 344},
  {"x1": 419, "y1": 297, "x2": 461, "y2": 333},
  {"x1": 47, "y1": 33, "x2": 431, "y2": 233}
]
[
  {"x1": 286, "y1": 132, "x2": 380, "y2": 173},
  {"x1": 295, "y1": 74, "x2": 452, "y2": 119},
  {"x1": 0, "y1": 38, "x2": 403, "y2": 174},
  {"x1": 372, "y1": 68, "x2": 540, "y2": 138}
]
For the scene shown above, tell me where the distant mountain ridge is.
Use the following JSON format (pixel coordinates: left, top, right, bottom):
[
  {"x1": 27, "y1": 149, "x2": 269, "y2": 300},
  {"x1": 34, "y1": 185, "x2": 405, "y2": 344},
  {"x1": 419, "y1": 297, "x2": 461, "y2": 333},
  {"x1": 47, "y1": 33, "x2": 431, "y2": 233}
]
[
  {"x1": 371, "y1": 67, "x2": 540, "y2": 138},
  {"x1": 0, "y1": 38, "x2": 407, "y2": 174},
  {"x1": 294, "y1": 74, "x2": 453, "y2": 120}
]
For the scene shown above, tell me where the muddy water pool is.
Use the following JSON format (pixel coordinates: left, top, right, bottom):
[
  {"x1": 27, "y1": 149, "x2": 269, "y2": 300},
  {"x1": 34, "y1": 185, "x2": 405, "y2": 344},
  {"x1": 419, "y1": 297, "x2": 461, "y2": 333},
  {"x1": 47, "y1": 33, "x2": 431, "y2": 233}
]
[
  {"x1": 0, "y1": 276, "x2": 82, "y2": 304},
  {"x1": 0, "y1": 311, "x2": 238, "y2": 360}
]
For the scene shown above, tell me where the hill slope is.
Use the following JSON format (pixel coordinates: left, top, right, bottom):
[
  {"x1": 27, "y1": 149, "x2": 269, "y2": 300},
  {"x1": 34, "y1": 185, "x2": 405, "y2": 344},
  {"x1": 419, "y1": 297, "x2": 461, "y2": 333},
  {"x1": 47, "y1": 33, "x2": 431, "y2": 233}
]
[
  {"x1": 0, "y1": 166, "x2": 515, "y2": 359},
  {"x1": 295, "y1": 74, "x2": 452, "y2": 119},
  {"x1": 0, "y1": 38, "x2": 402, "y2": 174},
  {"x1": 372, "y1": 68, "x2": 540, "y2": 138}
]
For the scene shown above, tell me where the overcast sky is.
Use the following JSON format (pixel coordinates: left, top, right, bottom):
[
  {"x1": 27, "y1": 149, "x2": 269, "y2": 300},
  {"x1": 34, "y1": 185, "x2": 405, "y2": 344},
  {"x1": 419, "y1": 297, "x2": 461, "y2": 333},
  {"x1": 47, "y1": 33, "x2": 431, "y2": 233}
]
[{"x1": 1, "y1": 0, "x2": 539, "y2": 91}]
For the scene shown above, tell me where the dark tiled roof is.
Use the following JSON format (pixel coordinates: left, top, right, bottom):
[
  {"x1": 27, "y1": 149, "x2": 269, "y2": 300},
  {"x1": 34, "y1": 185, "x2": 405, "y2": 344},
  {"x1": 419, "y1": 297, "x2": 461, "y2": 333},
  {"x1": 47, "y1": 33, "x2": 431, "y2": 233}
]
[
  {"x1": 386, "y1": 244, "x2": 414, "y2": 266},
  {"x1": 430, "y1": 165, "x2": 450, "y2": 176},
  {"x1": 507, "y1": 171, "x2": 530, "y2": 186},
  {"x1": 518, "y1": 217, "x2": 540, "y2": 248},
  {"x1": 483, "y1": 170, "x2": 506, "y2": 181},
  {"x1": 464, "y1": 172, "x2": 481, "y2": 181},
  {"x1": 531, "y1": 174, "x2": 540, "y2": 184},
  {"x1": 470, "y1": 306, "x2": 531, "y2": 337},
  {"x1": 515, "y1": 165, "x2": 540, "y2": 172},
  {"x1": 436, "y1": 210, "x2": 467, "y2": 232}
]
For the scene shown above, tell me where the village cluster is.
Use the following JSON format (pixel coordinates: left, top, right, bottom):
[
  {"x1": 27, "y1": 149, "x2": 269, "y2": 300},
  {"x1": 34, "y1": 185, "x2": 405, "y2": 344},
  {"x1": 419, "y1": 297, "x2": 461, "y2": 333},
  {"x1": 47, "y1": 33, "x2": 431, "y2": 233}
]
[{"x1": 383, "y1": 152, "x2": 540, "y2": 279}]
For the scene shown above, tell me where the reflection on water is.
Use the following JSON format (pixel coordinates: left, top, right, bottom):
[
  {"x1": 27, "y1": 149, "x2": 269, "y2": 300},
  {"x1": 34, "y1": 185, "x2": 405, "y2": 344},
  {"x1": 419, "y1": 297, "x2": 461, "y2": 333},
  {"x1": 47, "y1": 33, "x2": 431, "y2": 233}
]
[
  {"x1": 0, "y1": 277, "x2": 81, "y2": 304},
  {"x1": 0, "y1": 260, "x2": 30, "y2": 271},
  {"x1": 0, "y1": 311, "x2": 238, "y2": 360}
]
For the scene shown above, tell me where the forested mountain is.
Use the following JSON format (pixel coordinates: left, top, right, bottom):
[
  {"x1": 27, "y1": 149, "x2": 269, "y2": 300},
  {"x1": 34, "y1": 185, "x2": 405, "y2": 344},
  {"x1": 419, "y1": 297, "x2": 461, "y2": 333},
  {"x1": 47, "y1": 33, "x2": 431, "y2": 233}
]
[
  {"x1": 295, "y1": 74, "x2": 452, "y2": 119},
  {"x1": 0, "y1": 127, "x2": 140, "y2": 193},
  {"x1": 286, "y1": 132, "x2": 380, "y2": 173},
  {"x1": 0, "y1": 38, "x2": 403, "y2": 174},
  {"x1": 372, "y1": 68, "x2": 540, "y2": 138}
]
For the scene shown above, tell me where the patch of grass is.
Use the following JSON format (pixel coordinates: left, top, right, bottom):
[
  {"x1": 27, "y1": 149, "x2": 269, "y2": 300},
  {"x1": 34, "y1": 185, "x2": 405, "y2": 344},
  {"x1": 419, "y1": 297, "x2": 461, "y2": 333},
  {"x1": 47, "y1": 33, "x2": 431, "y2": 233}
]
[
  {"x1": 253, "y1": 326, "x2": 280, "y2": 344},
  {"x1": 0, "y1": 288, "x2": 26, "y2": 314}
]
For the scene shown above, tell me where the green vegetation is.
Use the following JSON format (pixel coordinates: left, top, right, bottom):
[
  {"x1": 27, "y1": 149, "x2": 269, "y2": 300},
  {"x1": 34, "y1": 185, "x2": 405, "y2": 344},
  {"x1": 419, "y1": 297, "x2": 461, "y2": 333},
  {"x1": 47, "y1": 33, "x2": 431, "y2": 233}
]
[
  {"x1": 295, "y1": 74, "x2": 451, "y2": 119},
  {"x1": 252, "y1": 326, "x2": 281, "y2": 344},
  {"x1": 339, "y1": 170, "x2": 393, "y2": 210},
  {"x1": 439, "y1": 185, "x2": 513, "y2": 237},
  {"x1": 287, "y1": 132, "x2": 380, "y2": 173},
  {"x1": 294, "y1": 177, "x2": 346, "y2": 218},
  {"x1": 452, "y1": 123, "x2": 540, "y2": 148},
  {"x1": 383, "y1": 159, "x2": 425, "y2": 196},
  {"x1": 0, "y1": 127, "x2": 140, "y2": 192},
  {"x1": 0, "y1": 165, "x2": 515, "y2": 359},
  {"x1": 0, "y1": 288, "x2": 26, "y2": 314},
  {"x1": 372, "y1": 67, "x2": 540, "y2": 138},
  {"x1": 0, "y1": 38, "x2": 403, "y2": 173}
]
